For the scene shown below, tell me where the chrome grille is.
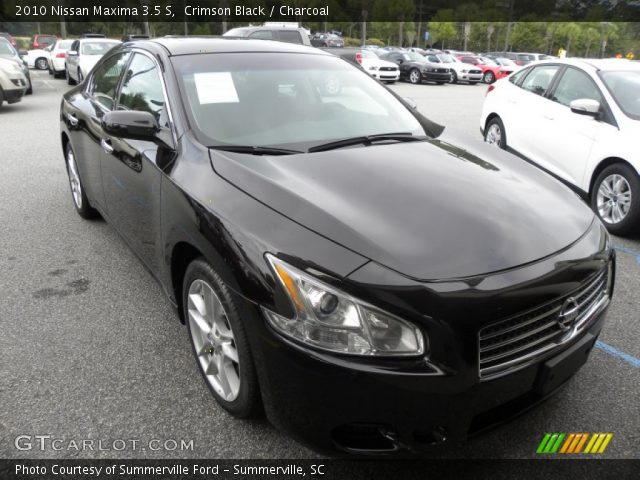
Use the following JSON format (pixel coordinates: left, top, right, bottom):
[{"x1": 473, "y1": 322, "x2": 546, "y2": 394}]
[
  {"x1": 380, "y1": 67, "x2": 397, "y2": 72},
  {"x1": 479, "y1": 267, "x2": 609, "y2": 379}
]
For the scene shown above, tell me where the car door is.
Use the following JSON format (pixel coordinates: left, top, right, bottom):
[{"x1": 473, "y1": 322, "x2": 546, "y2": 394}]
[
  {"x1": 66, "y1": 40, "x2": 80, "y2": 79},
  {"x1": 534, "y1": 66, "x2": 610, "y2": 186},
  {"x1": 101, "y1": 51, "x2": 174, "y2": 274},
  {"x1": 66, "y1": 51, "x2": 131, "y2": 210},
  {"x1": 506, "y1": 64, "x2": 562, "y2": 163}
]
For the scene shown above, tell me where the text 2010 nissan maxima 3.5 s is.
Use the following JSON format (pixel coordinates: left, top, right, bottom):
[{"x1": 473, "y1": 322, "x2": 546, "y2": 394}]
[{"x1": 60, "y1": 38, "x2": 615, "y2": 455}]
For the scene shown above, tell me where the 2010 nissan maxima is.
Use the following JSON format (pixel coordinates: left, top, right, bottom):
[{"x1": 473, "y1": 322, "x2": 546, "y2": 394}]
[{"x1": 60, "y1": 38, "x2": 615, "y2": 455}]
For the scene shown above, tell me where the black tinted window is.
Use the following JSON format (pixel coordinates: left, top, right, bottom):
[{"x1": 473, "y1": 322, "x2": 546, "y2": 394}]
[
  {"x1": 89, "y1": 52, "x2": 130, "y2": 111},
  {"x1": 278, "y1": 30, "x2": 303, "y2": 44},
  {"x1": 118, "y1": 53, "x2": 168, "y2": 127}
]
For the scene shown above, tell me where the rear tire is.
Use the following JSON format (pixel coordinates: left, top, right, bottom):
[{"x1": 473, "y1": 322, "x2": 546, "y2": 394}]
[
  {"x1": 65, "y1": 143, "x2": 98, "y2": 219},
  {"x1": 35, "y1": 57, "x2": 48, "y2": 70},
  {"x1": 591, "y1": 163, "x2": 640, "y2": 236},
  {"x1": 183, "y1": 258, "x2": 261, "y2": 418},
  {"x1": 67, "y1": 67, "x2": 76, "y2": 85}
]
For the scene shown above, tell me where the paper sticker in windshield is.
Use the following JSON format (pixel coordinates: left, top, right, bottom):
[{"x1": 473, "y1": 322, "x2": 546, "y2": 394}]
[{"x1": 194, "y1": 72, "x2": 239, "y2": 104}]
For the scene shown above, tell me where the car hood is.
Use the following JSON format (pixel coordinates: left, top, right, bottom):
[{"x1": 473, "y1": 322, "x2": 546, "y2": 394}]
[{"x1": 210, "y1": 131, "x2": 595, "y2": 280}]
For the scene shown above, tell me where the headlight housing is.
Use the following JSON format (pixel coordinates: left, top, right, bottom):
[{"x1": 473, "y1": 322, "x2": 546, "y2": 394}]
[
  {"x1": 263, "y1": 255, "x2": 425, "y2": 356},
  {"x1": 369, "y1": 66, "x2": 378, "y2": 71}
]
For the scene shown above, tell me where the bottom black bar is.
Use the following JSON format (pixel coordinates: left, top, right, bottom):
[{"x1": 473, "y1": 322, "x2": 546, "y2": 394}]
[{"x1": 1, "y1": 459, "x2": 638, "y2": 480}]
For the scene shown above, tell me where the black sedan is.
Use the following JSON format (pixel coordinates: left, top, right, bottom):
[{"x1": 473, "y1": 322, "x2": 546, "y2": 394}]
[
  {"x1": 60, "y1": 38, "x2": 614, "y2": 455},
  {"x1": 380, "y1": 50, "x2": 452, "y2": 84}
]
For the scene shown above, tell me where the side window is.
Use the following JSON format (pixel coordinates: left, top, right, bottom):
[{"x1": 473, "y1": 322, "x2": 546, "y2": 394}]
[
  {"x1": 249, "y1": 30, "x2": 274, "y2": 40},
  {"x1": 278, "y1": 30, "x2": 303, "y2": 44},
  {"x1": 427, "y1": 55, "x2": 439, "y2": 62},
  {"x1": 551, "y1": 67, "x2": 603, "y2": 107},
  {"x1": 88, "y1": 52, "x2": 130, "y2": 111},
  {"x1": 117, "y1": 53, "x2": 168, "y2": 128},
  {"x1": 521, "y1": 65, "x2": 560, "y2": 96},
  {"x1": 509, "y1": 67, "x2": 530, "y2": 85}
]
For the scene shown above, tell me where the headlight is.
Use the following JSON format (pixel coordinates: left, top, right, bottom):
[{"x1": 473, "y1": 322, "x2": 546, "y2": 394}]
[
  {"x1": 263, "y1": 255, "x2": 425, "y2": 356},
  {"x1": 461, "y1": 69, "x2": 468, "y2": 73},
  {"x1": 369, "y1": 66, "x2": 378, "y2": 71}
]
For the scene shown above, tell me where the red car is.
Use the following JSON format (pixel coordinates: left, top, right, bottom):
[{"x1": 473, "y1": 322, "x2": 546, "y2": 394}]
[
  {"x1": 456, "y1": 55, "x2": 513, "y2": 83},
  {"x1": 30, "y1": 34, "x2": 57, "y2": 50}
]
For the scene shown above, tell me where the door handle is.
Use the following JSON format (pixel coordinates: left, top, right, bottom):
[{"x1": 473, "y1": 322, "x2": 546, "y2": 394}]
[
  {"x1": 100, "y1": 138, "x2": 114, "y2": 154},
  {"x1": 67, "y1": 113, "x2": 78, "y2": 126}
]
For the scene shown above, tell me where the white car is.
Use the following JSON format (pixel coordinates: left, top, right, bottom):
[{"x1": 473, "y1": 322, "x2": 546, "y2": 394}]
[
  {"x1": 65, "y1": 38, "x2": 121, "y2": 84},
  {"x1": 481, "y1": 58, "x2": 640, "y2": 234},
  {"x1": 426, "y1": 53, "x2": 483, "y2": 84},
  {"x1": 359, "y1": 49, "x2": 400, "y2": 83},
  {"x1": 47, "y1": 39, "x2": 73, "y2": 78},
  {"x1": 23, "y1": 48, "x2": 50, "y2": 70}
]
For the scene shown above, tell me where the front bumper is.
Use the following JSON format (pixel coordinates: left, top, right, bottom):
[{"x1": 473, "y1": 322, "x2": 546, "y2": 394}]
[
  {"x1": 459, "y1": 72, "x2": 483, "y2": 82},
  {"x1": 421, "y1": 71, "x2": 452, "y2": 83},
  {"x1": 372, "y1": 71, "x2": 400, "y2": 81},
  {"x1": 256, "y1": 305, "x2": 607, "y2": 455},
  {"x1": 249, "y1": 220, "x2": 614, "y2": 455}
]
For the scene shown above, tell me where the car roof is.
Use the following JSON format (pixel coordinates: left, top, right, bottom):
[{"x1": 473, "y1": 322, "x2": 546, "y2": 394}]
[
  {"x1": 535, "y1": 58, "x2": 640, "y2": 72},
  {"x1": 145, "y1": 37, "x2": 325, "y2": 56}
]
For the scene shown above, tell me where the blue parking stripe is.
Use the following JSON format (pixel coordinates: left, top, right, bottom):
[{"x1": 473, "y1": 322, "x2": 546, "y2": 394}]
[
  {"x1": 613, "y1": 245, "x2": 640, "y2": 265},
  {"x1": 595, "y1": 341, "x2": 640, "y2": 369}
]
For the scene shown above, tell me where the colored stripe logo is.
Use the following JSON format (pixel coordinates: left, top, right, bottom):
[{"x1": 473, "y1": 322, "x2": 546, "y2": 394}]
[{"x1": 537, "y1": 433, "x2": 613, "y2": 454}]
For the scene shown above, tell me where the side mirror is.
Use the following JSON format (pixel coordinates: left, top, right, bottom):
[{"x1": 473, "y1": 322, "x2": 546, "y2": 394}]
[
  {"x1": 570, "y1": 98, "x2": 601, "y2": 117},
  {"x1": 67, "y1": 50, "x2": 78, "y2": 56},
  {"x1": 102, "y1": 110, "x2": 159, "y2": 141},
  {"x1": 18, "y1": 49, "x2": 28, "y2": 56},
  {"x1": 397, "y1": 59, "x2": 404, "y2": 64},
  {"x1": 403, "y1": 97, "x2": 418, "y2": 110}
]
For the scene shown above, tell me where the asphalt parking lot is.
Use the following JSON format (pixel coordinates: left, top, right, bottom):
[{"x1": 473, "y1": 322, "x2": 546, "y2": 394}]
[{"x1": 0, "y1": 71, "x2": 638, "y2": 460}]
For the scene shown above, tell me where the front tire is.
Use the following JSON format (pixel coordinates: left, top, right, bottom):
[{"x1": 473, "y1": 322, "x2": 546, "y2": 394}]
[
  {"x1": 65, "y1": 143, "x2": 98, "y2": 219},
  {"x1": 591, "y1": 163, "x2": 640, "y2": 236},
  {"x1": 183, "y1": 258, "x2": 260, "y2": 418},
  {"x1": 408, "y1": 68, "x2": 421, "y2": 84},
  {"x1": 483, "y1": 71, "x2": 495, "y2": 84},
  {"x1": 451, "y1": 71, "x2": 458, "y2": 84},
  {"x1": 484, "y1": 117, "x2": 507, "y2": 150}
]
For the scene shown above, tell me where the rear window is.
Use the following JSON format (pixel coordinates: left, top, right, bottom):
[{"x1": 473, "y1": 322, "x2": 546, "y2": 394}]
[
  {"x1": 518, "y1": 54, "x2": 535, "y2": 61},
  {"x1": 81, "y1": 41, "x2": 119, "y2": 55},
  {"x1": 38, "y1": 35, "x2": 56, "y2": 43}
]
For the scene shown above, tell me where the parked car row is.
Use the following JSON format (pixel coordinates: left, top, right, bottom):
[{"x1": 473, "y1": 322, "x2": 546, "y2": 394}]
[{"x1": 0, "y1": 37, "x2": 32, "y2": 103}]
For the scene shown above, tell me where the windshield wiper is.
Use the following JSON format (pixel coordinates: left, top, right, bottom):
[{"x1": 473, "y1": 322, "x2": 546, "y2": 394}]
[
  {"x1": 308, "y1": 132, "x2": 426, "y2": 153},
  {"x1": 210, "y1": 145, "x2": 303, "y2": 156}
]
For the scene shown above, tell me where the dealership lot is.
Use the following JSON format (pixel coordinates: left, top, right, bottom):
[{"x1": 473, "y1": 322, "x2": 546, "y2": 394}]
[{"x1": 0, "y1": 71, "x2": 638, "y2": 459}]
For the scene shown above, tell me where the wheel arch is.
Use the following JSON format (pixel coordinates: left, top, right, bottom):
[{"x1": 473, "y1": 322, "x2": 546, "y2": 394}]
[
  {"x1": 61, "y1": 131, "x2": 70, "y2": 159},
  {"x1": 170, "y1": 241, "x2": 205, "y2": 324},
  {"x1": 589, "y1": 157, "x2": 637, "y2": 197}
]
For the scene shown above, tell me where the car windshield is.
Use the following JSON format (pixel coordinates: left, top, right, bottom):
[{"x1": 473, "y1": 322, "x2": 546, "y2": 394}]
[
  {"x1": 81, "y1": 41, "x2": 118, "y2": 55},
  {"x1": 497, "y1": 57, "x2": 516, "y2": 66},
  {"x1": 479, "y1": 57, "x2": 498, "y2": 66},
  {"x1": 0, "y1": 40, "x2": 16, "y2": 56},
  {"x1": 404, "y1": 52, "x2": 424, "y2": 62},
  {"x1": 224, "y1": 28, "x2": 250, "y2": 36},
  {"x1": 436, "y1": 54, "x2": 455, "y2": 63},
  {"x1": 172, "y1": 52, "x2": 425, "y2": 150},
  {"x1": 599, "y1": 70, "x2": 640, "y2": 120},
  {"x1": 360, "y1": 50, "x2": 377, "y2": 59}
]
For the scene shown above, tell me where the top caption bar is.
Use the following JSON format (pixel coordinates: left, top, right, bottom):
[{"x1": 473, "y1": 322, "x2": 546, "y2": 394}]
[{"x1": 1, "y1": 0, "x2": 639, "y2": 22}]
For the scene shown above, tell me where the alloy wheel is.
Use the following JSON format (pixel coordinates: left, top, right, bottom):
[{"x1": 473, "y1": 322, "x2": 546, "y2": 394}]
[
  {"x1": 66, "y1": 149, "x2": 83, "y2": 209},
  {"x1": 409, "y1": 69, "x2": 420, "y2": 84},
  {"x1": 485, "y1": 123, "x2": 502, "y2": 147},
  {"x1": 484, "y1": 71, "x2": 495, "y2": 83},
  {"x1": 187, "y1": 279, "x2": 241, "y2": 402},
  {"x1": 36, "y1": 58, "x2": 48, "y2": 70},
  {"x1": 597, "y1": 174, "x2": 632, "y2": 224}
]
